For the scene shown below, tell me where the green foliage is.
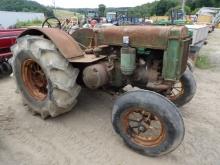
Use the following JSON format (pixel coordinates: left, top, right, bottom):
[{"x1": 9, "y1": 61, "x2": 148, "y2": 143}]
[
  {"x1": 54, "y1": 9, "x2": 82, "y2": 19},
  {"x1": 191, "y1": 8, "x2": 200, "y2": 15},
  {"x1": 2, "y1": 0, "x2": 219, "y2": 20},
  {"x1": 195, "y1": 55, "x2": 212, "y2": 69},
  {"x1": 128, "y1": 0, "x2": 220, "y2": 18},
  {"x1": 155, "y1": 0, "x2": 178, "y2": 16},
  {"x1": 15, "y1": 19, "x2": 43, "y2": 28},
  {"x1": 186, "y1": 0, "x2": 220, "y2": 11},
  {"x1": 184, "y1": 5, "x2": 192, "y2": 15},
  {"x1": 98, "y1": 4, "x2": 106, "y2": 17},
  {"x1": 166, "y1": 5, "x2": 191, "y2": 15},
  {"x1": 128, "y1": 0, "x2": 179, "y2": 18},
  {"x1": 0, "y1": 0, "x2": 54, "y2": 17}
]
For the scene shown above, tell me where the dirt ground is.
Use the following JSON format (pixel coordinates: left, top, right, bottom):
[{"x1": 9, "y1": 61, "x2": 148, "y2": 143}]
[{"x1": 1, "y1": 29, "x2": 220, "y2": 165}]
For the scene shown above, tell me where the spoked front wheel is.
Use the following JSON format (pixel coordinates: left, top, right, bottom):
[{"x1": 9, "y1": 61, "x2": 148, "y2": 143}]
[{"x1": 167, "y1": 69, "x2": 196, "y2": 107}]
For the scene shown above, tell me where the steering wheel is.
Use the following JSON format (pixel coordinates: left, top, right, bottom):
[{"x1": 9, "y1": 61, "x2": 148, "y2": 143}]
[{"x1": 42, "y1": 17, "x2": 61, "y2": 29}]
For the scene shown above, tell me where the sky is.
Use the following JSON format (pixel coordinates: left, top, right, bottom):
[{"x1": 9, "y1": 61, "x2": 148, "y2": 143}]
[{"x1": 33, "y1": 0, "x2": 155, "y2": 8}]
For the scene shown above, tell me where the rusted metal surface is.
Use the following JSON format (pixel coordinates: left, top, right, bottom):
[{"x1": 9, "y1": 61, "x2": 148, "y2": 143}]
[
  {"x1": 19, "y1": 28, "x2": 84, "y2": 59},
  {"x1": 95, "y1": 26, "x2": 189, "y2": 50},
  {"x1": 69, "y1": 54, "x2": 106, "y2": 63},
  {"x1": 83, "y1": 63, "x2": 109, "y2": 89},
  {"x1": 146, "y1": 82, "x2": 170, "y2": 90},
  {"x1": 71, "y1": 28, "x2": 94, "y2": 48},
  {"x1": 22, "y1": 59, "x2": 47, "y2": 101},
  {"x1": 122, "y1": 107, "x2": 166, "y2": 147},
  {"x1": 168, "y1": 26, "x2": 189, "y2": 39}
]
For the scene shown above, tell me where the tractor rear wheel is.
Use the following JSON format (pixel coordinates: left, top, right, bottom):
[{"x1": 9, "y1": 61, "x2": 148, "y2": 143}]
[
  {"x1": 112, "y1": 90, "x2": 185, "y2": 157},
  {"x1": 12, "y1": 35, "x2": 81, "y2": 118}
]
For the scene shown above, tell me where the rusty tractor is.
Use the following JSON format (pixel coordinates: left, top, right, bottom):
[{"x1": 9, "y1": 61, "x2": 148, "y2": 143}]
[{"x1": 11, "y1": 22, "x2": 196, "y2": 156}]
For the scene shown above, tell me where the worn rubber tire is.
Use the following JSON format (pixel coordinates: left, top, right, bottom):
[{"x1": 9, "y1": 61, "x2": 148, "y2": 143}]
[
  {"x1": 0, "y1": 62, "x2": 12, "y2": 78},
  {"x1": 170, "y1": 69, "x2": 196, "y2": 107},
  {"x1": 112, "y1": 90, "x2": 185, "y2": 157},
  {"x1": 1, "y1": 61, "x2": 12, "y2": 76},
  {"x1": 187, "y1": 59, "x2": 194, "y2": 72},
  {"x1": 11, "y1": 35, "x2": 81, "y2": 119},
  {"x1": 0, "y1": 64, "x2": 4, "y2": 78}
]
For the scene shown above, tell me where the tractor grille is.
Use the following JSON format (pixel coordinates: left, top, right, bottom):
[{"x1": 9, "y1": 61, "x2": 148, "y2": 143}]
[{"x1": 181, "y1": 38, "x2": 191, "y2": 74}]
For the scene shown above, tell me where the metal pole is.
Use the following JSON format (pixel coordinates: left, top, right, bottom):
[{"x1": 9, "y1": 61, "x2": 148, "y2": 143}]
[
  {"x1": 52, "y1": 0, "x2": 56, "y2": 12},
  {"x1": 182, "y1": 0, "x2": 185, "y2": 18}
]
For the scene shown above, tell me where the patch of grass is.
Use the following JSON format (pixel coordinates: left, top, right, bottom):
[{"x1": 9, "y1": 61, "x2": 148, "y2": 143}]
[
  {"x1": 54, "y1": 9, "x2": 75, "y2": 18},
  {"x1": 16, "y1": 19, "x2": 43, "y2": 28},
  {"x1": 195, "y1": 55, "x2": 212, "y2": 69},
  {"x1": 54, "y1": 9, "x2": 83, "y2": 19}
]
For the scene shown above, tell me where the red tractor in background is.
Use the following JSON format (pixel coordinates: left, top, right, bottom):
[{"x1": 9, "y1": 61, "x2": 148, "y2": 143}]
[{"x1": 0, "y1": 29, "x2": 23, "y2": 77}]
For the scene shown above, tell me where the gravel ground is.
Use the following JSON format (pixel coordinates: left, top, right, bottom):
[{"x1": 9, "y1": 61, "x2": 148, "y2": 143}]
[{"x1": 0, "y1": 29, "x2": 220, "y2": 165}]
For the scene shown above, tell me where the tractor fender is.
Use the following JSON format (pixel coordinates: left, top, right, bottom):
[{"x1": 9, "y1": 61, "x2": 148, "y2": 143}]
[{"x1": 18, "y1": 28, "x2": 84, "y2": 59}]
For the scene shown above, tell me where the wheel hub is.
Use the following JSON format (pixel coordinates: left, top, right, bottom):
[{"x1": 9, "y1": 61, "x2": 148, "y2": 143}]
[
  {"x1": 22, "y1": 59, "x2": 48, "y2": 101},
  {"x1": 123, "y1": 108, "x2": 166, "y2": 147},
  {"x1": 138, "y1": 125, "x2": 146, "y2": 133}
]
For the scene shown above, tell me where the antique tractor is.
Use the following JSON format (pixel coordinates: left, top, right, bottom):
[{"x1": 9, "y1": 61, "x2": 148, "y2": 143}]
[{"x1": 11, "y1": 24, "x2": 196, "y2": 157}]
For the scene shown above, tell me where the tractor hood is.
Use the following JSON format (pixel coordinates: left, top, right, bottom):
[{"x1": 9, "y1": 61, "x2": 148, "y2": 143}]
[{"x1": 95, "y1": 25, "x2": 189, "y2": 50}]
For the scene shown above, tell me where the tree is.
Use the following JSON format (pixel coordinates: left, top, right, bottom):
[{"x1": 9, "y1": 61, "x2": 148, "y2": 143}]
[
  {"x1": 166, "y1": 5, "x2": 191, "y2": 15},
  {"x1": 98, "y1": 4, "x2": 106, "y2": 17},
  {"x1": 128, "y1": 0, "x2": 220, "y2": 18},
  {"x1": 0, "y1": 0, "x2": 54, "y2": 17},
  {"x1": 155, "y1": 0, "x2": 178, "y2": 16},
  {"x1": 186, "y1": 0, "x2": 218, "y2": 10}
]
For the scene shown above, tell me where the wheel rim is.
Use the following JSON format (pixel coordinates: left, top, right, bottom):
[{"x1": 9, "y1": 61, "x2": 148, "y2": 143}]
[
  {"x1": 168, "y1": 81, "x2": 184, "y2": 100},
  {"x1": 122, "y1": 108, "x2": 166, "y2": 147},
  {"x1": 22, "y1": 59, "x2": 48, "y2": 101}
]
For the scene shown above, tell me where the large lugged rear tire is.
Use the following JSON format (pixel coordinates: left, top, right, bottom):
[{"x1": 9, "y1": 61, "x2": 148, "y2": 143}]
[
  {"x1": 11, "y1": 35, "x2": 81, "y2": 118},
  {"x1": 112, "y1": 90, "x2": 185, "y2": 157}
]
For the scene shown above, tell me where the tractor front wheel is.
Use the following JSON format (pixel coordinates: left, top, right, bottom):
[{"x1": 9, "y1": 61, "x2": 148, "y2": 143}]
[
  {"x1": 12, "y1": 36, "x2": 81, "y2": 118},
  {"x1": 112, "y1": 90, "x2": 185, "y2": 156}
]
